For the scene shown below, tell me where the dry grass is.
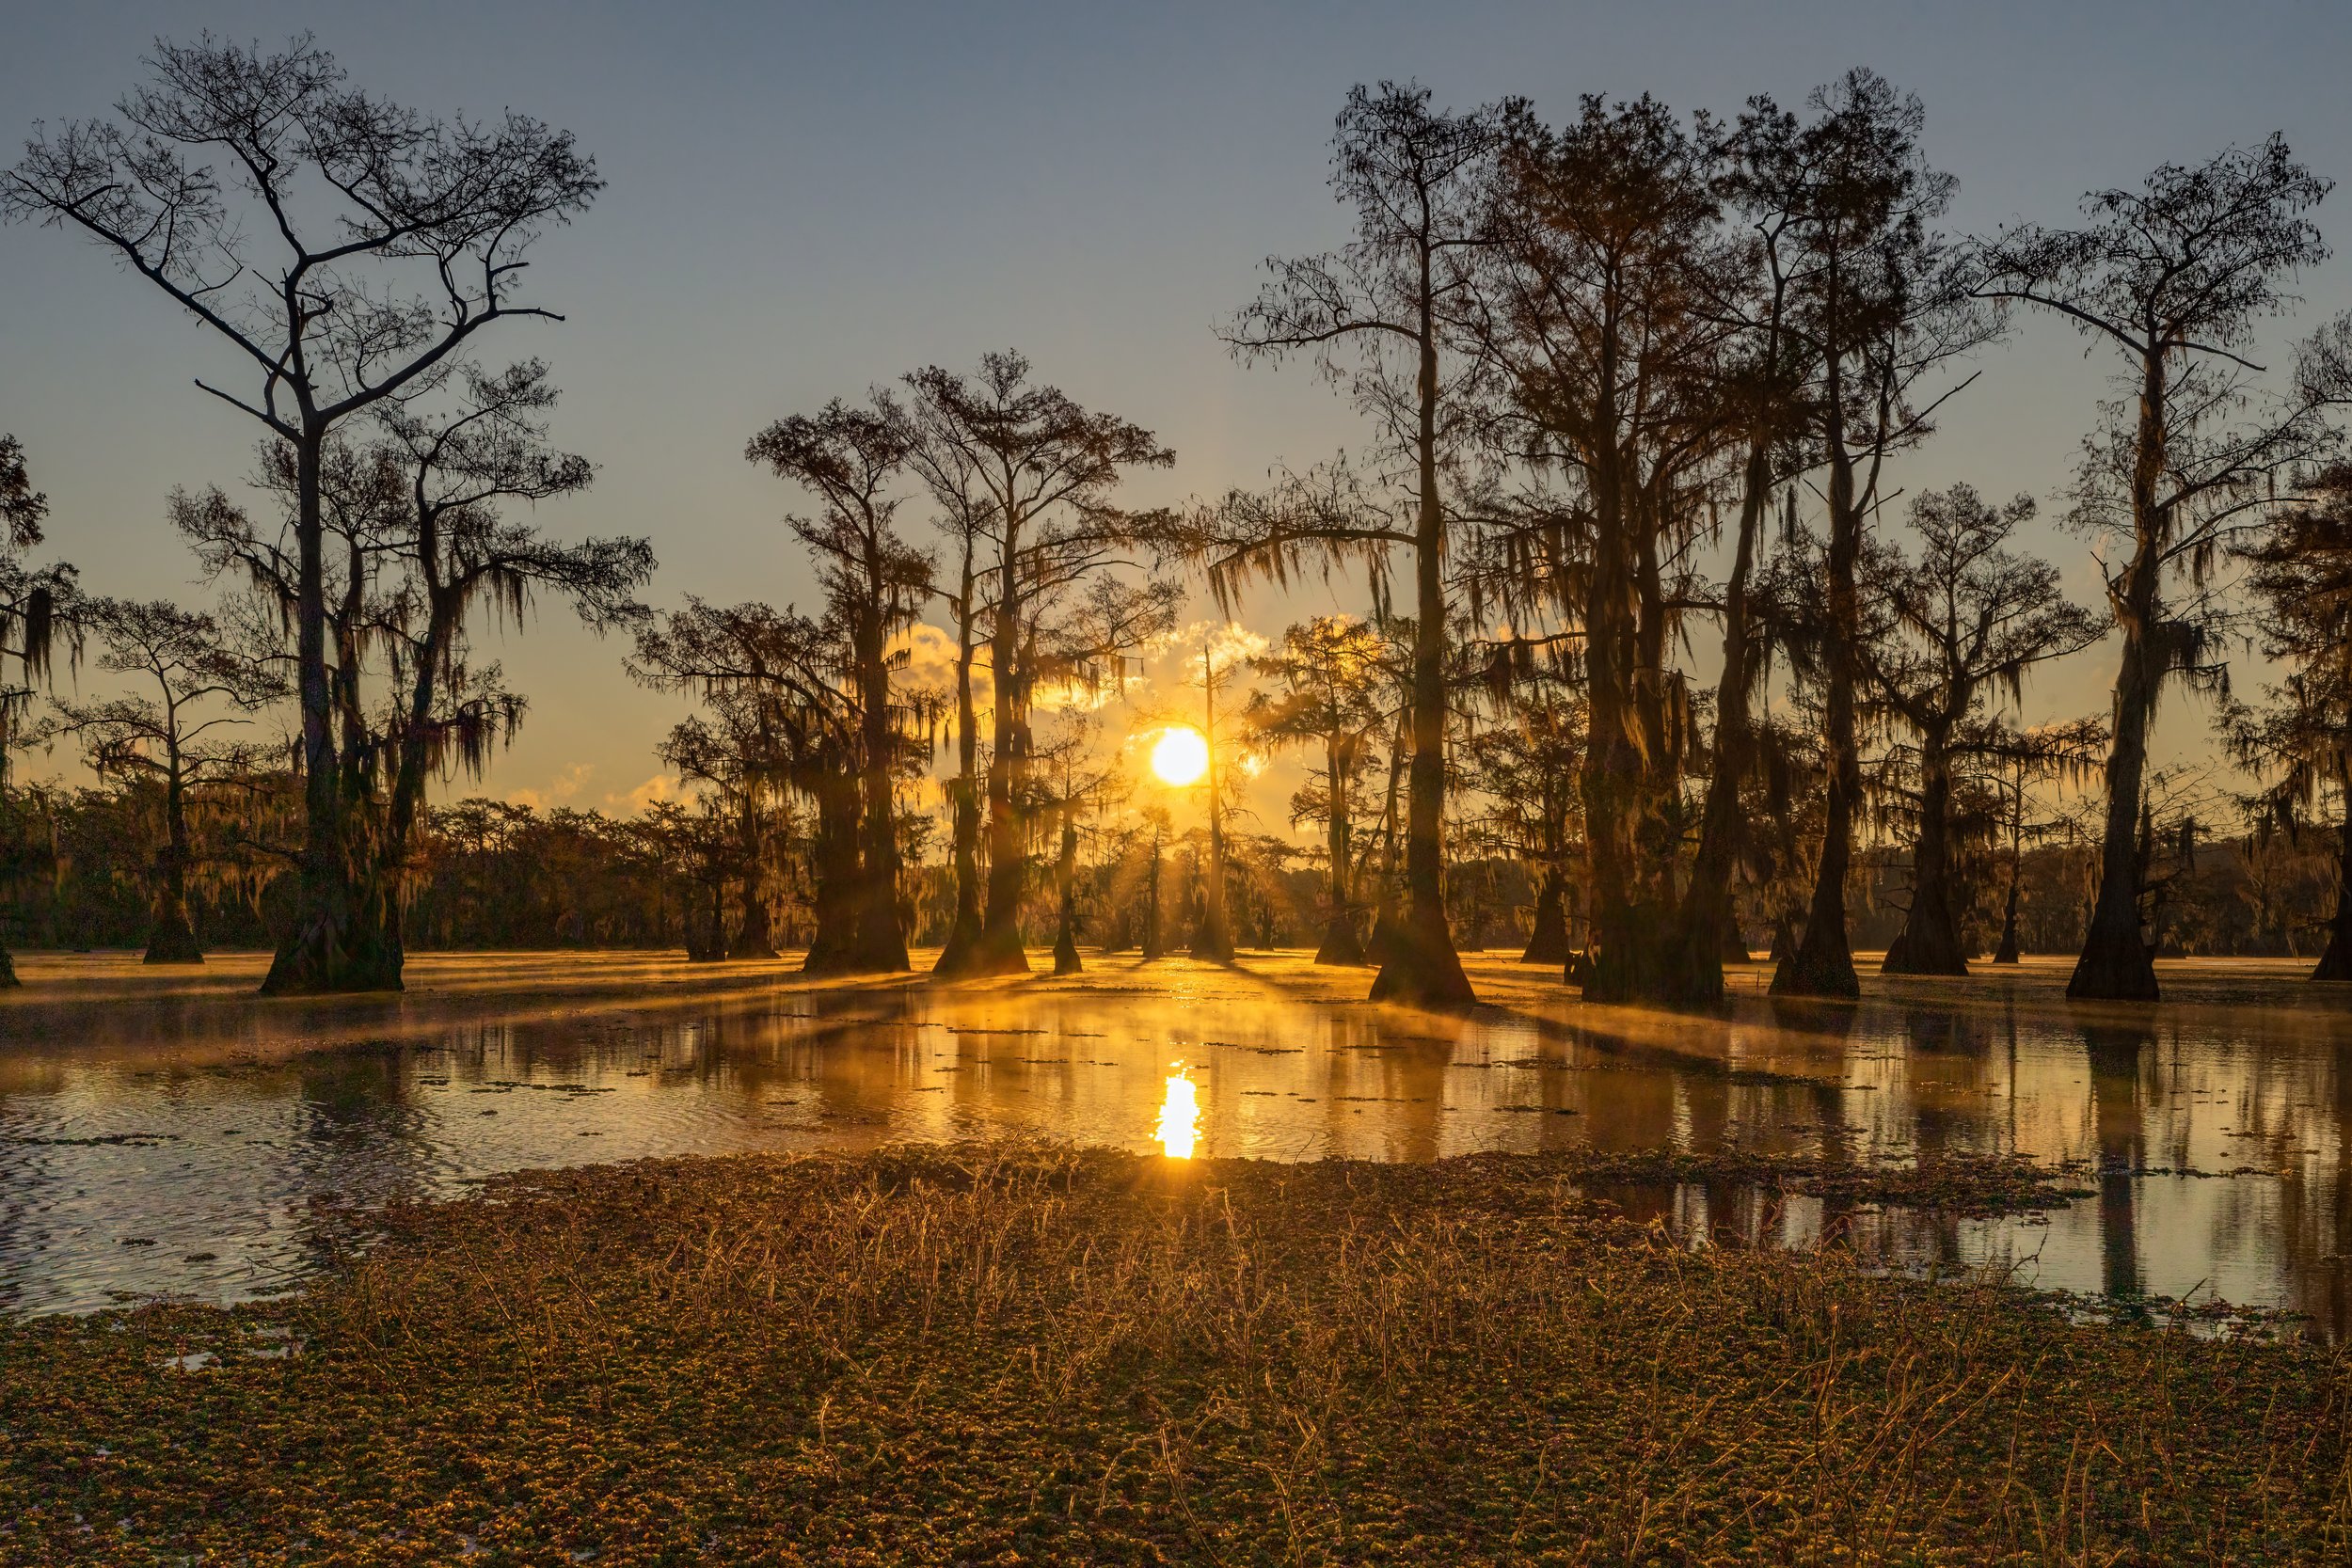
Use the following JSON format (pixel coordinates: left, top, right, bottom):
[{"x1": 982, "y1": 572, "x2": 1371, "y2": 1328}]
[{"x1": 1, "y1": 1144, "x2": 2345, "y2": 1565}]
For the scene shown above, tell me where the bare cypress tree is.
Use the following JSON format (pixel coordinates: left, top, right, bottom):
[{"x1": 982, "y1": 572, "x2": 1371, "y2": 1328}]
[
  {"x1": 1866, "y1": 487, "x2": 2101, "y2": 974},
  {"x1": 747, "y1": 396, "x2": 933, "y2": 973},
  {"x1": 1247, "y1": 615, "x2": 1391, "y2": 965},
  {"x1": 5, "y1": 36, "x2": 600, "y2": 993},
  {"x1": 1471, "y1": 92, "x2": 1732, "y2": 1004},
  {"x1": 1222, "y1": 84, "x2": 1501, "y2": 1008},
  {"x1": 374, "y1": 364, "x2": 651, "y2": 948},
  {"x1": 904, "y1": 352, "x2": 1172, "y2": 977},
  {"x1": 907, "y1": 438, "x2": 996, "y2": 972},
  {"x1": 1982, "y1": 136, "x2": 2333, "y2": 1000},
  {"x1": 1751, "y1": 72, "x2": 1994, "y2": 1000},
  {"x1": 54, "y1": 599, "x2": 281, "y2": 963},
  {"x1": 1460, "y1": 668, "x2": 1583, "y2": 965},
  {"x1": 631, "y1": 602, "x2": 849, "y2": 963}
]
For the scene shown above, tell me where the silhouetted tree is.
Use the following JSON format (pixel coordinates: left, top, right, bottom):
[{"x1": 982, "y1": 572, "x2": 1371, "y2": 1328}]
[
  {"x1": 1868, "y1": 488, "x2": 2101, "y2": 974},
  {"x1": 374, "y1": 364, "x2": 650, "y2": 922},
  {"x1": 53, "y1": 598, "x2": 282, "y2": 962},
  {"x1": 631, "y1": 602, "x2": 844, "y2": 962},
  {"x1": 1248, "y1": 615, "x2": 1391, "y2": 964},
  {"x1": 1464, "y1": 668, "x2": 1584, "y2": 964},
  {"x1": 1750, "y1": 72, "x2": 1994, "y2": 1000},
  {"x1": 6, "y1": 35, "x2": 601, "y2": 993},
  {"x1": 905, "y1": 351, "x2": 1172, "y2": 976},
  {"x1": 1221, "y1": 83, "x2": 1502, "y2": 1007},
  {"x1": 1472, "y1": 90, "x2": 1734, "y2": 1002},
  {"x1": 2230, "y1": 465, "x2": 2352, "y2": 978},
  {"x1": 0, "y1": 436, "x2": 72, "y2": 985},
  {"x1": 1982, "y1": 135, "x2": 2333, "y2": 999},
  {"x1": 748, "y1": 395, "x2": 933, "y2": 972}
]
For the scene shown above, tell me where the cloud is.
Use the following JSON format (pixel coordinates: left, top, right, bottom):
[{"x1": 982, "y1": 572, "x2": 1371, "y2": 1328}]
[
  {"x1": 506, "y1": 762, "x2": 595, "y2": 813},
  {"x1": 892, "y1": 623, "x2": 990, "y2": 707},
  {"x1": 608, "y1": 773, "x2": 685, "y2": 815}
]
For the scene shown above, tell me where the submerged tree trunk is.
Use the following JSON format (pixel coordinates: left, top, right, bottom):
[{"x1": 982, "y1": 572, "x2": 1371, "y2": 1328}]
[
  {"x1": 2070, "y1": 359, "x2": 2168, "y2": 1002},
  {"x1": 802, "y1": 771, "x2": 866, "y2": 974},
  {"x1": 2312, "y1": 819, "x2": 2352, "y2": 981},
  {"x1": 1369, "y1": 296, "x2": 1473, "y2": 1008},
  {"x1": 1052, "y1": 801, "x2": 1082, "y2": 975},
  {"x1": 1140, "y1": 822, "x2": 1166, "y2": 960},
  {"x1": 1519, "y1": 864, "x2": 1570, "y2": 964},
  {"x1": 729, "y1": 793, "x2": 780, "y2": 961},
  {"x1": 954, "y1": 547, "x2": 1031, "y2": 977},
  {"x1": 1773, "y1": 422, "x2": 1863, "y2": 1001},
  {"x1": 264, "y1": 433, "x2": 401, "y2": 996},
  {"x1": 144, "y1": 761, "x2": 203, "y2": 965},
  {"x1": 847, "y1": 621, "x2": 911, "y2": 973},
  {"x1": 1316, "y1": 742, "x2": 1365, "y2": 964},
  {"x1": 1884, "y1": 736, "x2": 1969, "y2": 976}
]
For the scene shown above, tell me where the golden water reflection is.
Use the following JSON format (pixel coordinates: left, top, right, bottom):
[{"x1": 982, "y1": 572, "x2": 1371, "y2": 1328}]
[
  {"x1": 1154, "y1": 1066, "x2": 1200, "y2": 1158},
  {"x1": 4, "y1": 948, "x2": 2352, "y2": 1337}
]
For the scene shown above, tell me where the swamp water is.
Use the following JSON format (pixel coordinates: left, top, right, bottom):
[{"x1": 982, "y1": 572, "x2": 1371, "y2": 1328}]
[{"x1": 0, "y1": 949, "x2": 2346, "y2": 1334}]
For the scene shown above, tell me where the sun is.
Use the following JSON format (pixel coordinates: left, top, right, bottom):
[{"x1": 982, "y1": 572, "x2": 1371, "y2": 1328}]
[{"x1": 1149, "y1": 726, "x2": 1209, "y2": 786}]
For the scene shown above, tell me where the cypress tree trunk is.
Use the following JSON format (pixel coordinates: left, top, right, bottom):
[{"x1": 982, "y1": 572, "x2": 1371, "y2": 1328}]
[
  {"x1": 143, "y1": 761, "x2": 203, "y2": 965},
  {"x1": 2070, "y1": 613, "x2": 2161, "y2": 998},
  {"x1": 689, "y1": 878, "x2": 727, "y2": 962},
  {"x1": 1667, "y1": 440, "x2": 1772, "y2": 1002},
  {"x1": 1883, "y1": 734, "x2": 1969, "y2": 975},
  {"x1": 847, "y1": 620, "x2": 911, "y2": 973},
  {"x1": 2311, "y1": 820, "x2": 2352, "y2": 981},
  {"x1": 264, "y1": 431, "x2": 401, "y2": 996},
  {"x1": 1052, "y1": 803, "x2": 1082, "y2": 975},
  {"x1": 1368, "y1": 288, "x2": 1472, "y2": 1007},
  {"x1": 1316, "y1": 748, "x2": 1365, "y2": 964},
  {"x1": 1992, "y1": 870, "x2": 2024, "y2": 964},
  {"x1": 1192, "y1": 670, "x2": 1234, "y2": 963},
  {"x1": 1363, "y1": 717, "x2": 1406, "y2": 967},
  {"x1": 936, "y1": 557, "x2": 984, "y2": 974},
  {"x1": 801, "y1": 772, "x2": 866, "y2": 974},
  {"x1": 1519, "y1": 866, "x2": 1570, "y2": 964},
  {"x1": 729, "y1": 793, "x2": 779, "y2": 961},
  {"x1": 1140, "y1": 821, "x2": 1166, "y2": 960},
  {"x1": 1719, "y1": 907, "x2": 1752, "y2": 964},
  {"x1": 957, "y1": 545, "x2": 1031, "y2": 976},
  {"x1": 1772, "y1": 425, "x2": 1863, "y2": 1001},
  {"x1": 2070, "y1": 356, "x2": 2168, "y2": 1002}
]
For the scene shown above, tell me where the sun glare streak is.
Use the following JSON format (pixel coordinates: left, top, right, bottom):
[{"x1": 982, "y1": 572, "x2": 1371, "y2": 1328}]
[
  {"x1": 1154, "y1": 1065, "x2": 1200, "y2": 1159},
  {"x1": 1149, "y1": 726, "x2": 1209, "y2": 786}
]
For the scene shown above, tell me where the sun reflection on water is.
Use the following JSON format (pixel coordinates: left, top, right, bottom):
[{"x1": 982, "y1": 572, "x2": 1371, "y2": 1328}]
[{"x1": 1154, "y1": 1065, "x2": 1200, "y2": 1159}]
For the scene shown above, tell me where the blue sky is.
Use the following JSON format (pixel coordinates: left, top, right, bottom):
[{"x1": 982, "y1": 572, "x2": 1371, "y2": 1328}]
[{"x1": 6, "y1": 1, "x2": 2351, "y2": 815}]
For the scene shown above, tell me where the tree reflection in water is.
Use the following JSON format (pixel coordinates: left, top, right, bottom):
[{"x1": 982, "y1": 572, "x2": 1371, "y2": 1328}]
[{"x1": 0, "y1": 950, "x2": 2349, "y2": 1334}]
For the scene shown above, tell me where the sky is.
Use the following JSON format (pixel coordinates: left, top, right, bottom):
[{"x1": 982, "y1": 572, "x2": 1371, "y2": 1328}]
[{"x1": 7, "y1": 1, "x2": 2352, "y2": 831}]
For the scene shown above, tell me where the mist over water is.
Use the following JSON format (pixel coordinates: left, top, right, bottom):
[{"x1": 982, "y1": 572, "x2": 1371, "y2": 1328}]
[{"x1": 1, "y1": 950, "x2": 2346, "y2": 1334}]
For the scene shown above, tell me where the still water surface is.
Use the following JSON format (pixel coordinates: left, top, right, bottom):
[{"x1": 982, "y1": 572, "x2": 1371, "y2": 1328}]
[{"x1": 1, "y1": 949, "x2": 2346, "y2": 1334}]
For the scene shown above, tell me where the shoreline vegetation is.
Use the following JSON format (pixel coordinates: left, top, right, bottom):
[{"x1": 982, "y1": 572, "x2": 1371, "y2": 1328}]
[{"x1": 2, "y1": 1143, "x2": 2344, "y2": 1564}]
